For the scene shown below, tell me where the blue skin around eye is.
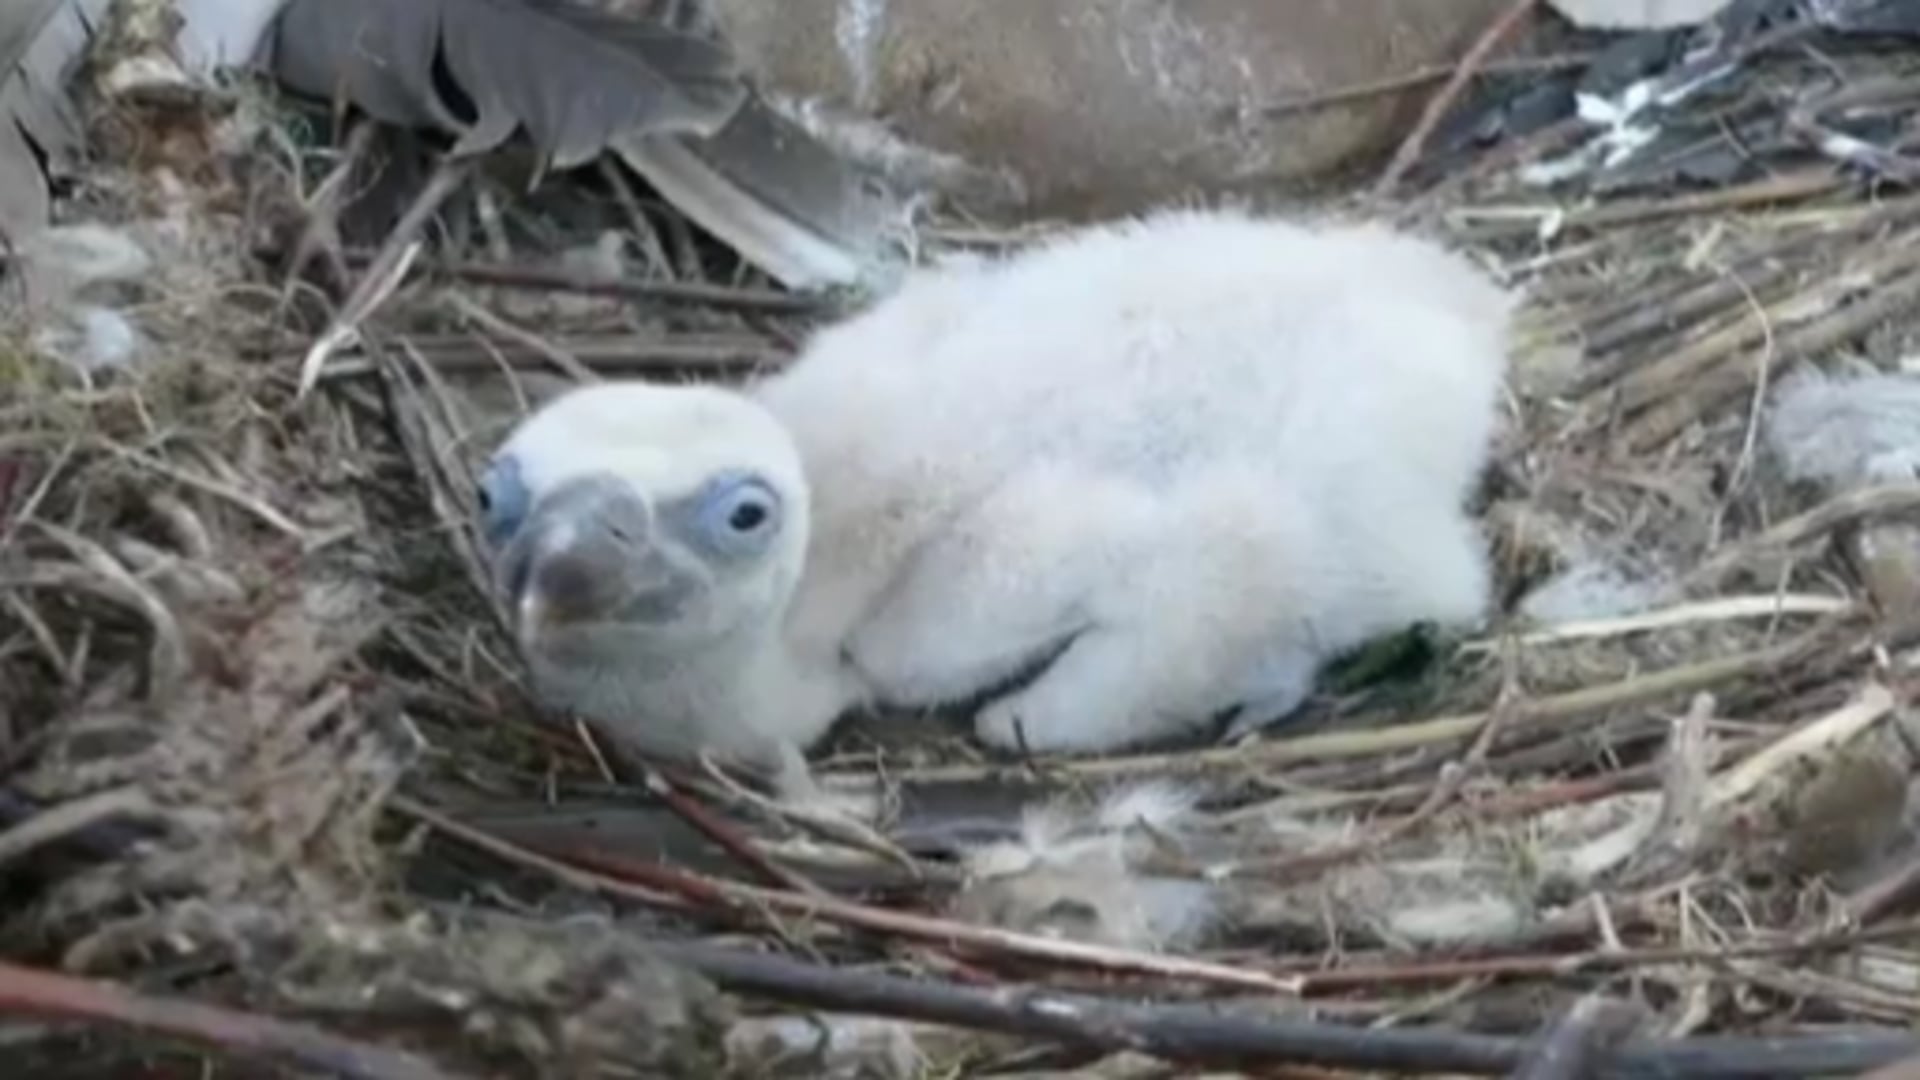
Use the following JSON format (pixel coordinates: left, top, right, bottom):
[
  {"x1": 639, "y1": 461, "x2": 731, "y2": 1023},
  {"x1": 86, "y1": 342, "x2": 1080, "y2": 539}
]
[
  {"x1": 479, "y1": 455, "x2": 531, "y2": 547},
  {"x1": 692, "y1": 471, "x2": 782, "y2": 558}
]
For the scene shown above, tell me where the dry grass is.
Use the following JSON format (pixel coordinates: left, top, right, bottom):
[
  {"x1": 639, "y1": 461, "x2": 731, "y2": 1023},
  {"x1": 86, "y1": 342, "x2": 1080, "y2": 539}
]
[{"x1": 3, "y1": 17, "x2": 1920, "y2": 1080}]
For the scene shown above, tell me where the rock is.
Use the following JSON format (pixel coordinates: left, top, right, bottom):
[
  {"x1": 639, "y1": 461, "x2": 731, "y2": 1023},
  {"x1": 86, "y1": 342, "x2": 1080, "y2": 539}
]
[
  {"x1": 1778, "y1": 740, "x2": 1909, "y2": 879},
  {"x1": 700, "y1": 0, "x2": 1522, "y2": 218}
]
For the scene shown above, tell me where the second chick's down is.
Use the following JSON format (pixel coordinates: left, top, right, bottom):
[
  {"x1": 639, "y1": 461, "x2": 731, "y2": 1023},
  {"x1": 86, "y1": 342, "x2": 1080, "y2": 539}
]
[{"x1": 478, "y1": 208, "x2": 1515, "y2": 783}]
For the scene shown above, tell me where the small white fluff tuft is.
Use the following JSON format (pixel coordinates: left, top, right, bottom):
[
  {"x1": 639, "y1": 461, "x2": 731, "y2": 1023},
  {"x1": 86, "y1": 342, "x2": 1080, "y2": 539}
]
[
  {"x1": 950, "y1": 781, "x2": 1217, "y2": 951},
  {"x1": 1520, "y1": 557, "x2": 1672, "y2": 623},
  {"x1": 1766, "y1": 367, "x2": 1920, "y2": 491}
]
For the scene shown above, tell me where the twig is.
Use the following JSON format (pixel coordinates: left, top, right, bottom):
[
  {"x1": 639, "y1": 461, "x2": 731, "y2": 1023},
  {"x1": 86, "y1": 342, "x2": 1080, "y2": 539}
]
[
  {"x1": 1470, "y1": 593, "x2": 1851, "y2": 652},
  {"x1": 312, "y1": 337, "x2": 786, "y2": 380},
  {"x1": 389, "y1": 795, "x2": 1301, "y2": 996},
  {"x1": 1613, "y1": 692, "x2": 1717, "y2": 889},
  {"x1": 695, "y1": 753, "x2": 921, "y2": 873},
  {"x1": 275, "y1": 117, "x2": 376, "y2": 311},
  {"x1": 0, "y1": 959, "x2": 463, "y2": 1080},
  {"x1": 339, "y1": 253, "x2": 823, "y2": 313},
  {"x1": 1373, "y1": 0, "x2": 1540, "y2": 197},
  {"x1": 32, "y1": 524, "x2": 190, "y2": 695},
  {"x1": 1276, "y1": 920, "x2": 1920, "y2": 994},
  {"x1": 1592, "y1": 230, "x2": 1920, "y2": 418},
  {"x1": 112, "y1": 447, "x2": 308, "y2": 543},
  {"x1": 1257, "y1": 52, "x2": 1591, "y2": 117},
  {"x1": 651, "y1": 940, "x2": 1919, "y2": 1077},
  {"x1": 1223, "y1": 645, "x2": 1527, "y2": 879},
  {"x1": 1847, "y1": 847, "x2": 1920, "y2": 925},
  {"x1": 1448, "y1": 168, "x2": 1845, "y2": 241},
  {"x1": 1509, "y1": 996, "x2": 1646, "y2": 1080},
  {"x1": 1707, "y1": 682, "x2": 1895, "y2": 810},
  {"x1": 1624, "y1": 266, "x2": 1920, "y2": 451},
  {"x1": 1685, "y1": 484, "x2": 1920, "y2": 591},
  {"x1": 439, "y1": 292, "x2": 598, "y2": 384},
  {"x1": 642, "y1": 766, "x2": 829, "y2": 896},
  {"x1": 297, "y1": 157, "x2": 477, "y2": 398},
  {"x1": 0, "y1": 785, "x2": 154, "y2": 868}
]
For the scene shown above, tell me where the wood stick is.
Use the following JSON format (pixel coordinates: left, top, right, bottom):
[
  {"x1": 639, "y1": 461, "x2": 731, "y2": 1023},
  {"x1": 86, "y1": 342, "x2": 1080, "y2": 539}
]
[
  {"x1": 1685, "y1": 483, "x2": 1920, "y2": 591},
  {"x1": 1624, "y1": 266, "x2": 1920, "y2": 450},
  {"x1": 1373, "y1": 0, "x2": 1541, "y2": 197},
  {"x1": 653, "y1": 940, "x2": 1920, "y2": 1077},
  {"x1": 0, "y1": 960, "x2": 462, "y2": 1080}
]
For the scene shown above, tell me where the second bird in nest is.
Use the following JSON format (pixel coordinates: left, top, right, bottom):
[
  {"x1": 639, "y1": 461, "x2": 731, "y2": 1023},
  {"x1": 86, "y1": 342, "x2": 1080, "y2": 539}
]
[{"x1": 477, "y1": 207, "x2": 1515, "y2": 795}]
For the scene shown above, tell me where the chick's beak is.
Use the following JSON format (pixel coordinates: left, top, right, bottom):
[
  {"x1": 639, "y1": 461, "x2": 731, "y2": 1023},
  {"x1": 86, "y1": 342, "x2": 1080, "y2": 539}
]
[{"x1": 503, "y1": 477, "x2": 661, "y2": 641}]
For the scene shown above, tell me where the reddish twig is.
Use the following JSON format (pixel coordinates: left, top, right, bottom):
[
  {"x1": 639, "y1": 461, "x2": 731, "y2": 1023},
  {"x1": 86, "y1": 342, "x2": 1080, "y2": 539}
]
[
  {"x1": 1373, "y1": 0, "x2": 1542, "y2": 198},
  {"x1": 645, "y1": 765, "x2": 829, "y2": 896},
  {"x1": 0, "y1": 960, "x2": 462, "y2": 1080}
]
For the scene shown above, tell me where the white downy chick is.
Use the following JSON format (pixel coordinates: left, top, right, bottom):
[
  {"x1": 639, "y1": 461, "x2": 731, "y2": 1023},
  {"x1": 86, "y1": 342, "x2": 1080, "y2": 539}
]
[
  {"x1": 480, "y1": 208, "x2": 1513, "y2": 784},
  {"x1": 948, "y1": 782, "x2": 1216, "y2": 951}
]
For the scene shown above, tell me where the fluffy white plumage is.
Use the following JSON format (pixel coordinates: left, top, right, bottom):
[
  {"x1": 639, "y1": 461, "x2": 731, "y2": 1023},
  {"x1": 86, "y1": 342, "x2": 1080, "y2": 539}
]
[{"x1": 483, "y1": 208, "x2": 1513, "y2": 781}]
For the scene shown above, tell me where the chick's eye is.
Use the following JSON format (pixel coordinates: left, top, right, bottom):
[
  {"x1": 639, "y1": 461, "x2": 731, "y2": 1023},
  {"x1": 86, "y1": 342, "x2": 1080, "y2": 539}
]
[
  {"x1": 728, "y1": 499, "x2": 769, "y2": 533},
  {"x1": 478, "y1": 455, "x2": 530, "y2": 546},
  {"x1": 696, "y1": 475, "x2": 780, "y2": 554}
]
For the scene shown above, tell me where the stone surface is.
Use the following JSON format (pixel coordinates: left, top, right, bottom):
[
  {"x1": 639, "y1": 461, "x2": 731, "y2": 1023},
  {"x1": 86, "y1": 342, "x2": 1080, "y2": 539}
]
[{"x1": 702, "y1": 0, "x2": 1520, "y2": 218}]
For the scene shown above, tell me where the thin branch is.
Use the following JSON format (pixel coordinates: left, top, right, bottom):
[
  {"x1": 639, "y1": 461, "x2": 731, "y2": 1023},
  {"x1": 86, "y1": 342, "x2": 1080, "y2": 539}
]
[
  {"x1": 334, "y1": 252, "x2": 823, "y2": 313},
  {"x1": 1373, "y1": 0, "x2": 1541, "y2": 197},
  {"x1": 642, "y1": 766, "x2": 830, "y2": 896},
  {"x1": 1256, "y1": 52, "x2": 1591, "y2": 118},
  {"x1": 0, "y1": 960, "x2": 464, "y2": 1080},
  {"x1": 297, "y1": 157, "x2": 478, "y2": 398},
  {"x1": 653, "y1": 940, "x2": 1920, "y2": 1077},
  {"x1": 439, "y1": 292, "x2": 598, "y2": 384},
  {"x1": 1222, "y1": 643, "x2": 1527, "y2": 880},
  {"x1": 0, "y1": 785, "x2": 154, "y2": 868},
  {"x1": 1686, "y1": 484, "x2": 1920, "y2": 590}
]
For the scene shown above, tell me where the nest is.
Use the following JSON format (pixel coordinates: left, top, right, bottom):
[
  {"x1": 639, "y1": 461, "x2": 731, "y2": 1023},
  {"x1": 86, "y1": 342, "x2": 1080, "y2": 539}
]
[{"x1": 5, "y1": 4, "x2": 1920, "y2": 1078}]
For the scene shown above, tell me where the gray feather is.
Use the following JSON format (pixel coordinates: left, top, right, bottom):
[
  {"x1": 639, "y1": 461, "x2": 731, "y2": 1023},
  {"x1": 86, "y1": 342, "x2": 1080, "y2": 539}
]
[
  {"x1": 612, "y1": 93, "x2": 904, "y2": 290},
  {"x1": 0, "y1": 0, "x2": 111, "y2": 242},
  {"x1": 269, "y1": 0, "x2": 747, "y2": 169}
]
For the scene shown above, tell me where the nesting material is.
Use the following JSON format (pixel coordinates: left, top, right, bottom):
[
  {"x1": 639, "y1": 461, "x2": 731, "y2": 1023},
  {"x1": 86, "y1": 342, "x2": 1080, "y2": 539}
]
[{"x1": 12, "y1": 10, "x2": 1920, "y2": 1076}]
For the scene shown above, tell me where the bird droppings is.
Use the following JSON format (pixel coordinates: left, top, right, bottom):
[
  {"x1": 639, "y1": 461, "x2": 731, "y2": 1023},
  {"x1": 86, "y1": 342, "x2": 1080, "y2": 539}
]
[{"x1": 8, "y1": 2, "x2": 1920, "y2": 1078}]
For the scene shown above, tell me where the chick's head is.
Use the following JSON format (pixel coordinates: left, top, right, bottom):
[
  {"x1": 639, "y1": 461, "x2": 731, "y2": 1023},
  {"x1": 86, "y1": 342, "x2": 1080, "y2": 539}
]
[{"x1": 478, "y1": 383, "x2": 810, "y2": 659}]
